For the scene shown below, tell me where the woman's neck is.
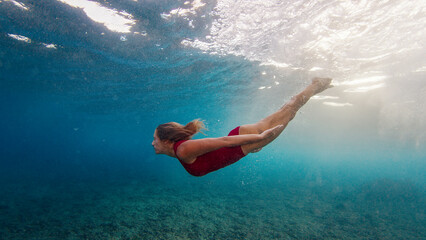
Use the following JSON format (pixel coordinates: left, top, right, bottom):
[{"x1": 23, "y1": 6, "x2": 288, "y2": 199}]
[{"x1": 163, "y1": 142, "x2": 177, "y2": 158}]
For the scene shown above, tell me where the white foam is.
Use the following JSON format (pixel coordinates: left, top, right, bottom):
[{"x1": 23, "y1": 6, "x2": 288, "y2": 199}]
[
  {"x1": 344, "y1": 83, "x2": 385, "y2": 93},
  {"x1": 43, "y1": 43, "x2": 57, "y2": 49},
  {"x1": 323, "y1": 102, "x2": 353, "y2": 107},
  {"x1": 57, "y1": 0, "x2": 136, "y2": 33},
  {"x1": 4, "y1": 0, "x2": 29, "y2": 10},
  {"x1": 176, "y1": 0, "x2": 426, "y2": 78},
  {"x1": 336, "y1": 76, "x2": 387, "y2": 86},
  {"x1": 8, "y1": 34, "x2": 31, "y2": 43},
  {"x1": 311, "y1": 95, "x2": 339, "y2": 100}
]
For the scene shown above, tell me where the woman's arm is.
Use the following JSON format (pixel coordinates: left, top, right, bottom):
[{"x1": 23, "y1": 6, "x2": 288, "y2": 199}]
[{"x1": 177, "y1": 125, "x2": 284, "y2": 163}]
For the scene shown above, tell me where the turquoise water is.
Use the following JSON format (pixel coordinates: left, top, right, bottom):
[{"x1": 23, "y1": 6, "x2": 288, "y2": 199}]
[{"x1": 1, "y1": 0, "x2": 425, "y2": 239}]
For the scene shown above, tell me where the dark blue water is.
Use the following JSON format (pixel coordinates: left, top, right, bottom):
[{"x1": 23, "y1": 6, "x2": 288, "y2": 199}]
[{"x1": 1, "y1": 0, "x2": 425, "y2": 239}]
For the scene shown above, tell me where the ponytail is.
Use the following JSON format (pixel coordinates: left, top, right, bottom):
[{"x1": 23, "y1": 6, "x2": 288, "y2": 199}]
[
  {"x1": 156, "y1": 119, "x2": 207, "y2": 143},
  {"x1": 184, "y1": 119, "x2": 206, "y2": 135}
]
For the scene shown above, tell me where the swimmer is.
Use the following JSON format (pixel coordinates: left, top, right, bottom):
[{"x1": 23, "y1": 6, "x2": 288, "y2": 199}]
[{"x1": 152, "y1": 77, "x2": 332, "y2": 176}]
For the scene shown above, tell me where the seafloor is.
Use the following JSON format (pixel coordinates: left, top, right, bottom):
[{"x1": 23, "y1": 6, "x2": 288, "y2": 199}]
[{"x1": 0, "y1": 171, "x2": 424, "y2": 240}]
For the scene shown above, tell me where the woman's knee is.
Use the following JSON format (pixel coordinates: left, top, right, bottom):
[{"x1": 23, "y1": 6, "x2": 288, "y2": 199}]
[{"x1": 255, "y1": 120, "x2": 271, "y2": 133}]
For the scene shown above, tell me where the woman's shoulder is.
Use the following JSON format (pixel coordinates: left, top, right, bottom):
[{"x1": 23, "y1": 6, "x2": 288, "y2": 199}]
[{"x1": 175, "y1": 140, "x2": 196, "y2": 164}]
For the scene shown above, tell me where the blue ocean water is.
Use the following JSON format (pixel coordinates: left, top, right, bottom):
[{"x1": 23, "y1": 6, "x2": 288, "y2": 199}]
[{"x1": 1, "y1": 0, "x2": 425, "y2": 239}]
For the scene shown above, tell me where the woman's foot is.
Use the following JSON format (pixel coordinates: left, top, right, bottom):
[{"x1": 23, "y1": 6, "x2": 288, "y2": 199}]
[{"x1": 312, "y1": 77, "x2": 333, "y2": 94}]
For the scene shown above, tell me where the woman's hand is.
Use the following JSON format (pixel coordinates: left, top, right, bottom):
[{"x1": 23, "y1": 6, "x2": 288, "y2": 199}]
[
  {"x1": 260, "y1": 124, "x2": 285, "y2": 140},
  {"x1": 249, "y1": 125, "x2": 285, "y2": 153}
]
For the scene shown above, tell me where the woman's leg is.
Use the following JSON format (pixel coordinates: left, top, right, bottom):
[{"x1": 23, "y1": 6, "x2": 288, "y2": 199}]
[{"x1": 239, "y1": 77, "x2": 332, "y2": 155}]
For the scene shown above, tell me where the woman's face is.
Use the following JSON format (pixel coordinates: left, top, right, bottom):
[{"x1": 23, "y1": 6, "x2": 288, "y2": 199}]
[{"x1": 152, "y1": 130, "x2": 168, "y2": 154}]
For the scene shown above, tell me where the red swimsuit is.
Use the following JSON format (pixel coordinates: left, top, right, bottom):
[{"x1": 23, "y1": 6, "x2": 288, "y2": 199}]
[{"x1": 173, "y1": 126, "x2": 246, "y2": 177}]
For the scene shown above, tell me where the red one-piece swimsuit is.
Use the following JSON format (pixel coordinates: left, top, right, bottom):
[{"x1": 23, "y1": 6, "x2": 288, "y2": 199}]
[{"x1": 173, "y1": 126, "x2": 246, "y2": 177}]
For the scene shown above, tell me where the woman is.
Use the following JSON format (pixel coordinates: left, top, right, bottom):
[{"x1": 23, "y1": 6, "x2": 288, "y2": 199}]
[{"x1": 152, "y1": 77, "x2": 332, "y2": 176}]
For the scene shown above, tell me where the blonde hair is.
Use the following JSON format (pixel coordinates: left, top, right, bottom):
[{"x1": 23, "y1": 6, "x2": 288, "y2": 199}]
[{"x1": 156, "y1": 119, "x2": 207, "y2": 142}]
